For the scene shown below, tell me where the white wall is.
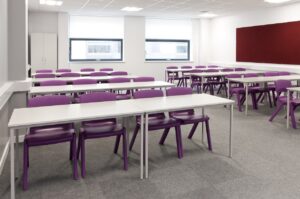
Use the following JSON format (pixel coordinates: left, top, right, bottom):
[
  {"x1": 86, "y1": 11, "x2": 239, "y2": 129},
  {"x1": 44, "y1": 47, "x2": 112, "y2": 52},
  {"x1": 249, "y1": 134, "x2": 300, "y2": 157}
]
[
  {"x1": 29, "y1": 13, "x2": 209, "y2": 80},
  {"x1": 0, "y1": 0, "x2": 8, "y2": 86},
  {"x1": 209, "y1": 2, "x2": 300, "y2": 72}
]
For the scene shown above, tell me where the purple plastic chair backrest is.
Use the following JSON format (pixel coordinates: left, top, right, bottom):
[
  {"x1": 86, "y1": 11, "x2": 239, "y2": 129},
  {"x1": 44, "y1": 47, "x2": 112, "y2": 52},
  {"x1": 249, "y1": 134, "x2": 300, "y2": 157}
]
[
  {"x1": 79, "y1": 92, "x2": 117, "y2": 103},
  {"x1": 208, "y1": 65, "x2": 219, "y2": 68},
  {"x1": 235, "y1": 68, "x2": 246, "y2": 71},
  {"x1": 35, "y1": 73, "x2": 55, "y2": 78},
  {"x1": 133, "y1": 77, "x2": 155, "y2": 82},
  {"x1": 206, "y1": 69, "x2": 219, "y2": 73},
  {"x1": 166, "y1": 88, "x2": 194, "y2": 115},
  {"x1": 191, "y1": 69, "x2": 203, "y2": 73},
  {"x1": 100, "y1": 68, "x2": 113, "y2": 71},
  {"x1": 226, "y1": 74, "x2": 242, "y2": 78},
  {"x1": 167, "y1": 66, "x2": 178, "y2": 69},
  {"x1": 108, "y1": 77, "x2": 131, "y2": 83},
  {"x1": 80, "y1": 68, "x2": 95, "y2": 72},
  {"x1": 277, "y1": 71, "x2": 290, "y2": 76},
  {"x1": 90, "y1": 72, "x2": 108, "y2": 76},
  {"x1": 222, "y1": 68, "x2": 234, "y2": 72},
  {"x1": 40, "y1": 80, "x2": 67, "y2": 86},
  {"x1": 28, "y1": 95, "x2": 71, "y2": 107},
  {"x1": 181, "y1": 66, "x2": 193, "y2": 69},
  {"x1": 195, "y1": 65, "x2": 206, "y2": 69},
  {"x1": 275, "y1": 80, "x2": 292, "y2": 94},
  {"x1": 264, "y1": 72, "x2": 279, "y2": 77},
  {"x1": 36, "y1": 69, "x2": 53, "y2": 73},
  {"x1": 111, "y1": 71, "x2": 128, "y2": 76},
  {"x1": 244, "y1": 73, "x2": 258, "y2": 78},
  {"x1": 60, "y1": 72, "x2": 80, "y2": 77},
  {"x1": 167, "y1": 87, "x2": 193, "y2": 96},
  {"x1": 133, "y1": 89, "x2": 163, "y2": 99},
  {"x1": 72, "y1": 79, "x2": 97, "y2": 85},
  {"x1": 56, "y1": 68, "x2": 71, "y2": 73}
]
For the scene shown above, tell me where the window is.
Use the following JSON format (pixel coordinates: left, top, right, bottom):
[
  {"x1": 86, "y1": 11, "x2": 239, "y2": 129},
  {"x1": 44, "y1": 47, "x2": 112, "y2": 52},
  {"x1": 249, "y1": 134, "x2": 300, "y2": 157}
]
[
  {"x1": 69, "y1": 39, "x2": 123, "y2": 61},
  {"x1": 145, "y1": 18, "x2": 192, "y2": 61},
  {"x1": 69, "y1": 16, "x2": 124, "y2": 62},
  {"x1": 145, "y1": 39, "x2": 190, "y2": 61}
]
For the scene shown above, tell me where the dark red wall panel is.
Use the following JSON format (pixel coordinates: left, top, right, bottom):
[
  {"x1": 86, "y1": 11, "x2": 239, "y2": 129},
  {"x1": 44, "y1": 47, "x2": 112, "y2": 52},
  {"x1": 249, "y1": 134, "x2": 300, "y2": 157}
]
[{"x1": 236, "y1": 21, "x2": 300, "y2": 65}]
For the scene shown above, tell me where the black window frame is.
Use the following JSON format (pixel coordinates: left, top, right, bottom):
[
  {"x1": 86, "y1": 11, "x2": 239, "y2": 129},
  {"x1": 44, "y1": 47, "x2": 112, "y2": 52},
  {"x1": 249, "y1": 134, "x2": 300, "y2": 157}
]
[
  {"x1": 145, "y1": 39, "x2": 190, "y2": 61},
  {"x1": 69, "y1": 38, "x2": 123, "y2": 62}
]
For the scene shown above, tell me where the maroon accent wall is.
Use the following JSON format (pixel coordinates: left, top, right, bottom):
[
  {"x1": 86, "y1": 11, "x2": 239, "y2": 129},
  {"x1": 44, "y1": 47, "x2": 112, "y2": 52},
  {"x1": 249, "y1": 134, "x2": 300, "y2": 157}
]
[{"x1": 236, "y1": 21, "x2": 300, "y2": 65}]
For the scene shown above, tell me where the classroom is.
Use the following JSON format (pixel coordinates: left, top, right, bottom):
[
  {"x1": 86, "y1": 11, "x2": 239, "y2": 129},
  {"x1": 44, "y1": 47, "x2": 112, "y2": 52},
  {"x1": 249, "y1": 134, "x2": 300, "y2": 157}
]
[{"x1": 1, "y1": 0, "x2": 300, "y2": 198}]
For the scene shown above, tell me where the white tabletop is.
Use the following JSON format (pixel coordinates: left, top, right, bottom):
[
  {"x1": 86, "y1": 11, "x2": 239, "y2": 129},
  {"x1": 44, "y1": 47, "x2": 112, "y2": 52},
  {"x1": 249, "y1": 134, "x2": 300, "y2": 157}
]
[
  {"x1": 135, "y1": 94, "x2": 234, "y2": 114},
  {"x1": 227, "y1": 75, "x2": 300, "y2": 84},
  {"x1": 9, "y1": 94, "x2": 233, "y2": 129},
  {"x1": 166, "y1": 67, "x2": 224, "y2": 73},
  {"x1": 8, "y1": 100, "x2": 144, "y2": 129},
  {"x1": 32, "y1": 71, "x2": 114, "y2": 77},
  {"x1": 30, "y1": 81, "x2": 175, "y2": 95},
  {"x1": 30, "y1": 75, "x2": 139, "y2": 84},
  {"x1": 190, "y1": 70, "x2": 265, "y2": 78}
]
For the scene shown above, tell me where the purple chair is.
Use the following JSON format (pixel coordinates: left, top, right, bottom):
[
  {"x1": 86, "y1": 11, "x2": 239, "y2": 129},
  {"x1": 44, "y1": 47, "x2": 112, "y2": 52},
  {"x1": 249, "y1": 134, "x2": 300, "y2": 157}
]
[
  {"x1": 207, "y1": 65, "x2": 219, "y2": 68},
  {"x1": 110, "y1": 71, "x2": 128, "y2": 76},
  {"x1": 269, "y1": 80, "x2": 300, "y2": 129},
  {"x1": 23, "y1": 95, "x2": 77, "y2": 190},
  {"x1": 179, "y1": 66, "x2": 193, "y2": 87},
  {"x1": 166, "y1": 66, "x2": 180, "y2": 83},
  {"x1": 60, "y1": 72, "x2": 81, "y2": 77},
  {"x1": 221, "y1": 68, "x2": 234, "y2": 72},
  {"x1": 77, "y1": 92, "x2": 127, "y2": 177},
  {"x1": 195, "y1": 65, "x2": 206, "y2": 69},
  {"x1": 35, "y1": 73, "x2": 55, "y2": 78},
  {"x1": 100, "y1": 68, "x2": 113, "y2": 71},
  {"x1": 36, "y1": 69, "x2": 53, "y2": 73},
  {"x1": 204, "y1": 69, "x2": 221, "y2": 95},
  {"x1": 129, "y1": 90, "x2": 183, "y2": 158},
  {"x1": 277, "y1": 71, "x2": 291, "y2": 76},
  {"x1": 72, "y1": 79, "x2": 97, "y2": 85},
  {"x1": 190, "y1": 69, "x2": 203, "y2": 93},
  {"x1": 133, "y1": 77, "x2": 155, "y2": 82},
  {"x1": 90, "y1": 72, "x2": 108, "y2": 76},
  {"x1": 228, "y1": 74, "x2": 259, "y2": 112},
  {"x1": 40, "y1": 80, "x2": 67, "y2": 86},
  {"x1": 56, "y1": 68, "x2": 71, "y2": 73},
  {"x1": 108, "y1": 78, "x2": 131, "y2": 100},
  {"x1": 80, "y1": 68, "x2": 95, "y2": 72},
  {"x1": 165, "y1": 87, "x2": 212, "y2": 151},
  {"x1": 235, "y1": 68, "x2": 246, "y2": 71}
]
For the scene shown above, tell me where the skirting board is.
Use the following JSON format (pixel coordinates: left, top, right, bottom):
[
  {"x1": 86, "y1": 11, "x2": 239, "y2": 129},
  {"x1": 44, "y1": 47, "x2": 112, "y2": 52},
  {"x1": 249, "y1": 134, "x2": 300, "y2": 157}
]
[{"x1": 0, "y1": 135, "x2": 25, "y2": 175}]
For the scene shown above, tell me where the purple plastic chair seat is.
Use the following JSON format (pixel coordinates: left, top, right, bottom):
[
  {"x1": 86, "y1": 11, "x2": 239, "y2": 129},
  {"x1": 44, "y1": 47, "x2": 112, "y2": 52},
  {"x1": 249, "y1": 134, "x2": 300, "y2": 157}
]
[
  {"x1": 137, "y1": 117, "x2": 179, "y2": 130},
  {"x1": 26, "y1": 128, "x2": 74, "y2": 145},
  {"x1": 171, "y1": 114, "x2": 210, "y2": 124},
  {"x1": 90, "y1": 72, "x2": 108, "y2": 76},
  {"x1": 39, "y1": 80, "x2": 67, "y2": 86},
  {"x1": 36, "y1": 69, "x2": 53, "y2": 73},
  {"x1": 56, "y1": 69, "x2": 71, "y2": 73},
  {"x1": 80, "y1": 68, "x2": 95, "y2": 72},
  {"x1": 35, "y1": 73, "x2": 55, "y2": 78},
  {"x1": 60, "y1": 72, "x2": 80, "y2": 77},
  {"x1": 82, "y1": 119, "x2": 116, "y2": 127},
  {"x1": 133, "y1": 77, "x2": 155, "y2": 82}
]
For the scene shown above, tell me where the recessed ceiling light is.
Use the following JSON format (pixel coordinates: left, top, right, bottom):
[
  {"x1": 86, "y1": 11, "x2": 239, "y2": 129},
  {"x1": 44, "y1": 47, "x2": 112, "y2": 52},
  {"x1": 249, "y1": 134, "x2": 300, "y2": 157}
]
[
  {"x1": 121, "y1": 7, "x2": 143, "y2": 12},
  {"x1": 264, "y1": 0, "x2": 291, "y2": 3},
  {"x1": 40, "y1": 0, "x2": 63, "y2": 6},
  {"x1": 199, "y1": 13, "x2": 218, "y2": 18}
]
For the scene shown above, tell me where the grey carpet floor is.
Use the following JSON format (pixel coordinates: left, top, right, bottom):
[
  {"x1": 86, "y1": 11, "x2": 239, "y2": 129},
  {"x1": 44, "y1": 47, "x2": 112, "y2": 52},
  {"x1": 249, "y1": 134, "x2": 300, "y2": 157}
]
[{"x1": 1, "y1": 103, "x2": 300, "y2": 199}]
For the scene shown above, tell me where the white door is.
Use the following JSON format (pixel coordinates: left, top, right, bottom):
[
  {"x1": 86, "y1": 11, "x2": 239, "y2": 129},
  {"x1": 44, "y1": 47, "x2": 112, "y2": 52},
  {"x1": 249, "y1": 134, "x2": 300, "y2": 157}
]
[
  {"x1": 30, "y1": 33, "x2": 45, "y2": 69},
  {"x1": 44, "y1": 33, "x2": 57, "y2": 68}
]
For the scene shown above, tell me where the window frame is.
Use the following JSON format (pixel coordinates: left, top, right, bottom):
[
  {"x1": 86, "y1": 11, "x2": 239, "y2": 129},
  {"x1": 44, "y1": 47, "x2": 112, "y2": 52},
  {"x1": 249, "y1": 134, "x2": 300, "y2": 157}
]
[
  {"x1": 145, "y1": 39, "x2": 190, "y2": 61},
  {"x1": 69, "y1": 38, "x2": 123, "y2": 62}
]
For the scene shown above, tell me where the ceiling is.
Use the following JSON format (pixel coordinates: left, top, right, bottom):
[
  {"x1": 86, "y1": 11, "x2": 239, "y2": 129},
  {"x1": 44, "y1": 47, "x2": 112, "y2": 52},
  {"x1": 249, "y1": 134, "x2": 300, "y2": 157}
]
[{"x1": 28, "y1": 0, "x2": 300, "y2": 18}]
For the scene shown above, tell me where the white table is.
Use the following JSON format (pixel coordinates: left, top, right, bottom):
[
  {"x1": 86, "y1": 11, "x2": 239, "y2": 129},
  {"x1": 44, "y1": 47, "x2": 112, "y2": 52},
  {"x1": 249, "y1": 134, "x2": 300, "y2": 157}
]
[
  {"x1": 30, "y1": 75, "x2": 139, "y2": 85},
  {"x1": 32, "y1": 71, "x2": 115, "y2": 77},
  {"x1": 29, "y1": 81, "x2": 175, "y2": 96},
  {"x1": 227, "y1": 75, "x2": 300, "y2": 115},
  {"x1": 191, "y1": 70, "x2": 265, "y2": 93},
  {"x1": 8, "y1": 100, "x2": 145, "y2": 199},
  {"x1": 134, "y1": 94, "x2": 235, "y2": 178},
  {"x1": 287, "y1": 87, "x2": 300, "y2": 129}
]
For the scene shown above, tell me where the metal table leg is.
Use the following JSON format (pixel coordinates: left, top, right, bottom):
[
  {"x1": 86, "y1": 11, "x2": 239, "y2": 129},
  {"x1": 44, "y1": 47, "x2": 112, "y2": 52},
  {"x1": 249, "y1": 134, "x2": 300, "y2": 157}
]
[
  {"x1": 140, "y1": 114, "x2": 144, "y2": 179},
  {"x1": 229, "y1": 104, "x2": 233, "y2": 157},
  {"x1": 10, "y1": 128, "x2": 16, "y2": 199},
  {"x1": 287, "y1": 90, "x2": 290, "y2": 129},
  {"x1": 145, "y1": 114, "x2": 149, "y2": 178}
]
